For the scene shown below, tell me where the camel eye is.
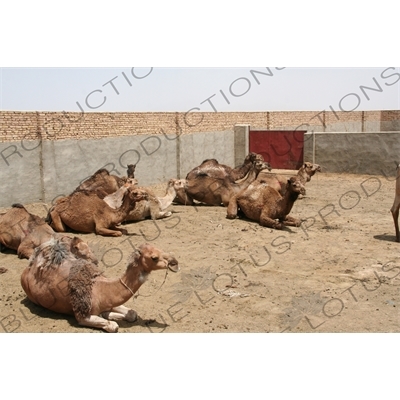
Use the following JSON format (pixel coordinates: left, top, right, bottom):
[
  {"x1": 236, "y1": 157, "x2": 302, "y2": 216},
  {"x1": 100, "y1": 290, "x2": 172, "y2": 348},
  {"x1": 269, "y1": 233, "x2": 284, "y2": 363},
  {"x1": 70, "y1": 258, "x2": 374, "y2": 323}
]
[{"x1": 151, "y1": 255, "x2": 159, "y2": 262}]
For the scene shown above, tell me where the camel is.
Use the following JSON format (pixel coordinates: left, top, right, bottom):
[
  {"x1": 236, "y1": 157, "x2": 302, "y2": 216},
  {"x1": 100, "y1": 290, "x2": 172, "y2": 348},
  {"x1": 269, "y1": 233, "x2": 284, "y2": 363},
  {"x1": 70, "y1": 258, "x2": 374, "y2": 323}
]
[
  {"x1": 75, "y1": 168, "x2": 128, "y2": 199},
  {"x1": 104, "y1": 179, "x2": 185, "y2": 222},
  {"x1": 390, "y1": 162, "x2": 400, "y2": 242},
  {"x1": 255, "y1": 162, "x2": 321, "y2": 196},
  {"x1": 187, "y1": 152, "x2": 267, "y2": 182},
  {"x1": 46, "y1": 186, "x2": 148, "y2": 236},
  {"x1": 179, "y1": 159, "x2": 272, "y2": 206},
  {"x1": 20, "y1": 240, "x2": 179, "y2": 332},
  {"x1": 227, "y1": 176, "x2": 306, "y2": 229},
  {"x1": 0, "y1": 203, "x2": 97, "y2": 261}
]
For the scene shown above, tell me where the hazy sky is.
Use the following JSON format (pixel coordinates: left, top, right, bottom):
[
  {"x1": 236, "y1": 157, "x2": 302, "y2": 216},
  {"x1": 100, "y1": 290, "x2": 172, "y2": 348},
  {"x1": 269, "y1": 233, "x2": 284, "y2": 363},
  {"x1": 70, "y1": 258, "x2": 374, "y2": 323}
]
[{"x1": 1, "y1": 67, "x2": 399, "y2": 113}]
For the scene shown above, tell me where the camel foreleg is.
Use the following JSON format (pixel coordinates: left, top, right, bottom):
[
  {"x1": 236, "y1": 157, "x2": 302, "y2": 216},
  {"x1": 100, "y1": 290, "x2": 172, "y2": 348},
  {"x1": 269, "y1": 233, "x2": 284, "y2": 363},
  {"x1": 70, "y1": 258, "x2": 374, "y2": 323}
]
[
  {"x1": 281, "y1": 215, "x2": 302, "y2": 227},
  {"x1": 226, "y1": 197, "x2": 239, "y2": 219},
  {"x1": 101, "y1": 306, "x2": 138, "y2": 322},
  {"x1": 49, "y1": 210, "x2": 67, "y2": 233},
  {"x1": 260, "y1": 210, "x2": 284, "y2": 229},
  {"x1": 391, "y1": 202, "x2": 400, "y2": 242},
  {"x1": 76, "y1": 315, "x2": 119, "y2": 332}
]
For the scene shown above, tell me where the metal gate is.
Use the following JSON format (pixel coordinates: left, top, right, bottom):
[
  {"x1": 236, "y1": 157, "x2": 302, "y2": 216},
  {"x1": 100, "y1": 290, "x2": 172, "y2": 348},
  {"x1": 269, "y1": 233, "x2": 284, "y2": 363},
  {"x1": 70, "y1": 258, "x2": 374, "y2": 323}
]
[{"x1": 249, "y1": 130, "x2": 306, "y2": 170}]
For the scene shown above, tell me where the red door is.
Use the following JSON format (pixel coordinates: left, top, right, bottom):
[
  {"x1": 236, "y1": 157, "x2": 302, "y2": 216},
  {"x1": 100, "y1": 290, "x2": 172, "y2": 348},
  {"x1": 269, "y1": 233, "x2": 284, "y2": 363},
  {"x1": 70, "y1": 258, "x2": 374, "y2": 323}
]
[{"x1": 249, "y1": 130, "x2": 306, "y2": 170}]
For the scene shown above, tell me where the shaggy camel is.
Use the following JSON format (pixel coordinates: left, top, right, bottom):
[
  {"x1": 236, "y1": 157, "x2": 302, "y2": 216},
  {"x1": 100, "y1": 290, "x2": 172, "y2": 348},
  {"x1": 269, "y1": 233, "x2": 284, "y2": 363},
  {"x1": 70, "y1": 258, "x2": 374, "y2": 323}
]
[
  {"x1": 104, "y1": 179, "x2": 184, "y2": 221},
  {"x1": 227, "y1": 176, "x2": 306, "y2": 229},
  {"x1": 47, "y1": 186, "x2": 148, "y2": 236},
  {"x1": 255, "y1": 162, "x2": 321, "y2": 196},
  {"x1": 75, "y1": 168, "x2": 128, "y2": 199},
  {"x1": 0, "y1": 204, "x2": 97, "y2": 261},
  {"x1": 179, "y1": 159, "x2": 271, "y2": 206},
  {"x1": 390, "y1": 162, "x2": 400, "y2": 242},
  {"x1": 20, "y1": 240, "x2": 179, "y2": 332}
]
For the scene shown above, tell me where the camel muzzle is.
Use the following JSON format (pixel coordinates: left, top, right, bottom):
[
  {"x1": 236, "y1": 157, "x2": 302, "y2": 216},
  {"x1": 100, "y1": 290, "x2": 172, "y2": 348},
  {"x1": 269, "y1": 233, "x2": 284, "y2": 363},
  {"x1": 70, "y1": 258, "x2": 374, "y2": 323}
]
[{"x1": 168, "y1": 258, "x2": 179, "y2": 272}]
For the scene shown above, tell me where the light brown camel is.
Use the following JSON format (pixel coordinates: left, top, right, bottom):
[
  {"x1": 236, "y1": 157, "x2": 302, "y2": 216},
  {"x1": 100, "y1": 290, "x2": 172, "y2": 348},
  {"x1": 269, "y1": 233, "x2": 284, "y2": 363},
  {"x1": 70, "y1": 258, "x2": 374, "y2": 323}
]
[
  {"x1": 255, "y1": 162, "x2": 321, "y2": 196},
  {"x1": 46, "y1": 186, "x2": 148, "y2": 236},
  {"x1": 75, "y1": 168, "x2": 128, "y2": 199},
  {"x1": 179, "y1": 159, "x2": 271, "y2": 206},
  {"x1": 0, "y1": 203, "x2": 97, "y2": 261},
  {"x1": 227, "y1": 176, "x2": 306, "y2": 229},
  {"x1": 390, "y1": 162, "x2": 400, "y2": 242},
  {"x1": 104, "y1": 179, "x2": 184, "y2": 222},
  {"x1": 20, "y1": 240, "x2": 179, "y2": 332}
]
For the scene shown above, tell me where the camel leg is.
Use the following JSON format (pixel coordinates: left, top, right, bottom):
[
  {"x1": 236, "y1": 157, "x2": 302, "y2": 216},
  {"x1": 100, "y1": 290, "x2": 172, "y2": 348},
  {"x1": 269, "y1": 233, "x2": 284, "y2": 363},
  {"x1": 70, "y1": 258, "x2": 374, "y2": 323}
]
[
  {"x1": 101, "y1": 306, "x2": 138, "y2": 322},
  {"x1": 281, "y1": 215, "x2": 301, "y2": 227},
  {"x1": 260, "y1": 210, "x2": 283, "y2": 229},
  {"x1": 390, "y1": 202, "x2": 400, "y2": 242},
  {"x1": 49, "y1": 210, "x2": 67, "y2": 232},
  {"x1": 95, "y1": 225, "x2": 124, "y2": 237},
  {"x1": 76, "y1": 315, "x2": 119, "y2": 332},
  {"x1": 226, "y1": 197, "x2": 238, "y2": 219}
]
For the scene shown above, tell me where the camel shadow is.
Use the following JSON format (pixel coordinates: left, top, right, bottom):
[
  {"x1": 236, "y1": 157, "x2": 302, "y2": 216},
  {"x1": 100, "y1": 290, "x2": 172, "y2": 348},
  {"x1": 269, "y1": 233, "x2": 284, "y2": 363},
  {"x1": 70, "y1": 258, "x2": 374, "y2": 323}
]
[
  {"x1": 20, "y1": 297, "x2": 79, "y2": 327},
  {"x1": 20, "y1": 298, "x2": 169, "y2": 332},
  {"x1": 373, "y1": 234, "x2": 398, "y2": 243},
  {"x1": 118, "y1": 315, "x2": 169, "y2": 331}
]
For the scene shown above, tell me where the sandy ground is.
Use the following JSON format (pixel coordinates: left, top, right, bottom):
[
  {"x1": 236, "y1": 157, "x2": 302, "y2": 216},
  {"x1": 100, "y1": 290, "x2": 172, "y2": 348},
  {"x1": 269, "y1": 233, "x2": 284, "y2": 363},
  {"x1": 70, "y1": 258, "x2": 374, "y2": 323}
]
[{"x1": 1, "y1": 171, "x2": 399, "y2": 333}]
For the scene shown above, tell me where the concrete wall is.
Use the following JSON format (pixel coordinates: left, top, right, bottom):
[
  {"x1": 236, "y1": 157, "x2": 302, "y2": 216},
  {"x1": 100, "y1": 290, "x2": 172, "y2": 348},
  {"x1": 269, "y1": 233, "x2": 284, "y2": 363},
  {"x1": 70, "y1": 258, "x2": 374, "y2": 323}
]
[
  {"x1": 304, "y1": 132, "x2": 400, "y2": 176},
  {"x1": 0, "y1": 130, "x2": 236, "y2": 207}
]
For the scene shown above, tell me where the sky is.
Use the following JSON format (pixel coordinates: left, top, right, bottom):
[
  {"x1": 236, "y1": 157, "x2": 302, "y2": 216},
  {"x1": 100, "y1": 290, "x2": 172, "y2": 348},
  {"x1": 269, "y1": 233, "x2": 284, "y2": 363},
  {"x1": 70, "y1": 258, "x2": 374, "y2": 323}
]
[{"x1": 1, "y1": 67, "x2": 399, "y2": 113}]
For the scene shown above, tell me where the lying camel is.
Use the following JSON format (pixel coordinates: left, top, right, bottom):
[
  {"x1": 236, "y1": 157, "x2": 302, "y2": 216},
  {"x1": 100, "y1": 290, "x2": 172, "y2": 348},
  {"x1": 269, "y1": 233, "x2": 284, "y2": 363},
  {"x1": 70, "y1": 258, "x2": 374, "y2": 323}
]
[
  {"x1": 75, "y1": 168, "x2": 128, "y2": 199},
  {"x1": 255, "y1": 162, "x2": 321, "y2": 196},
  {"x1": 47, "y1": 186, "x2": 148, "y2": 236},
  {"x1": 0, "y1": 203, "x2": 97, "y2": 261},
  {"x1": 390, "y1": 162, "x2": 400, "y2": 242},
  {"x1": 187, "y1": 152, "x2": 267, "y2": 182},
  {"x1": 20, "y1": 240, "x2": 179, "y2": 332},
  {"x1": 104, "y1": 179, "x2": 184, "y2": 222},
  {"x1": 179, "y1": 159, "x2": 271, "y2": 206},
  {"x1": 227, "y1": 176, "x2": 306, "y2": 229}
]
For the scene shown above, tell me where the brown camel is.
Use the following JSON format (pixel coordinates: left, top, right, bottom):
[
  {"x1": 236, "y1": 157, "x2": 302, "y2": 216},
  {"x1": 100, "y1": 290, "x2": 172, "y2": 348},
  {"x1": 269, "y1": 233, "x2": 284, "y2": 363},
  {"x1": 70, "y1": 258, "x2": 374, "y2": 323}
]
[
  {"x1": 390, "y1": 162, "x2": 400, "y2": 242},
  {"x1": 180, "y1": 159, "x2": 271, "y2": 206},
  {"x1": 75, "y1": 168, "x2": 128, "y2": 199},
  {"x1": 188, "y1": 152, "x2": 267, "y2": 182},
  {"x1": 47, "y1": 186, "x2": 148, "y2": 236},
  {"x1": 227, "y1": 176, "x2": 306, "y2": 229},
  {"x1": 255, "y1": 162, "x2": 321, "y2": 196},
  {"x1": 20, "y1": 240, "x2": 179, "y2": 332},
  {"x1": 0, "y1": 203, "x2": 97, "y2": 261}
]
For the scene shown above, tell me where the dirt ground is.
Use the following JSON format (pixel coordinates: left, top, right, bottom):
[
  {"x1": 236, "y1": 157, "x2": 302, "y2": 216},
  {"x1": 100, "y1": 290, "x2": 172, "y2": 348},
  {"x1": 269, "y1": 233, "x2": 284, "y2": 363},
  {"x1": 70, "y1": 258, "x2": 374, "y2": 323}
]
[{"x1": 1, "y1": 170, "x2": 399, "y2": 333}]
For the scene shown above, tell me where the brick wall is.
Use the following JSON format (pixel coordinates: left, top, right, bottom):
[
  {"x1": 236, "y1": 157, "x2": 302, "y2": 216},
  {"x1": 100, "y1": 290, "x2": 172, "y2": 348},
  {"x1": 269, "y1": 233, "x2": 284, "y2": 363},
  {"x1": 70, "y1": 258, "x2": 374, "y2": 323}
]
[{"x1": 0, "y1": 110, "x2": 399, "y2": 142}]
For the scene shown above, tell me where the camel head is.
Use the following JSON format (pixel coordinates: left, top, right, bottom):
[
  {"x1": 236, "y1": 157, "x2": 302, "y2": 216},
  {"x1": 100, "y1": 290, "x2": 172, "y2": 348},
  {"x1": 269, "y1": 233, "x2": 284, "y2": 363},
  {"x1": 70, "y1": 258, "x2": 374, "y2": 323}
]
[
  {"x1": 303, "y1": 162, "x2": 321, "y2": 175},
  {"x1": 127, "y1": 164, "x2": 136, "y2": 179},
  {"x1": 130, "y1": 243, "x2": 179, "y2": 273},
  {"x1": 246, "y1": 152, "x2": 265, "y2": 164},
  {"x1": 66, "y1": 236, "x2": 99, "y2": 264},
  {"x1": 254, "y1": 160, "x2": 272, "y2": 173},
  {"x1": 287, "y1": 177, "x2": 306, "y2": 196},
  {"x1": 168, "y1": 178, "x2": 186, "y2": 191},
  {"x1": 126, "y1": 186, "x2": 149, "y2": 203}
]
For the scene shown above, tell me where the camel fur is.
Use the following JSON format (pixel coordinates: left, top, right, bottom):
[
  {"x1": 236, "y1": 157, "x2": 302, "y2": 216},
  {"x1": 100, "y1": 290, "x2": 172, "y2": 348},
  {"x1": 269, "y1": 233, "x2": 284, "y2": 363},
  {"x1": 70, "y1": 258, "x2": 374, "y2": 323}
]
[
  {"x1": 20, "y1": 240, "x2": 179, "y2": 332},
  {"x1": 227, "y1": 176, "x2": 306, "y2": 229},
  {"x1": 390, "y1": 162, "x2": 400, "y2": 242},
  {"x1": 0, "y1": 203, "x2": 97, "y2": 261},
  {"x1": 179, "y1": 159, "x2": 271, "y2": 206},
  {"x1": 47, "y1": 186, "x2": 148, "y2": 236}
]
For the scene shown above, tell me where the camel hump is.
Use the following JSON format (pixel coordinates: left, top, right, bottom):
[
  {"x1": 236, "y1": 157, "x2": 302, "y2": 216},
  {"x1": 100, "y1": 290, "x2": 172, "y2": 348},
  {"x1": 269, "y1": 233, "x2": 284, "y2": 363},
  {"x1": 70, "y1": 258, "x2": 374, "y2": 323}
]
[{"x1": 12, "y1": 203, "x2": 25, "y2": 209}]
